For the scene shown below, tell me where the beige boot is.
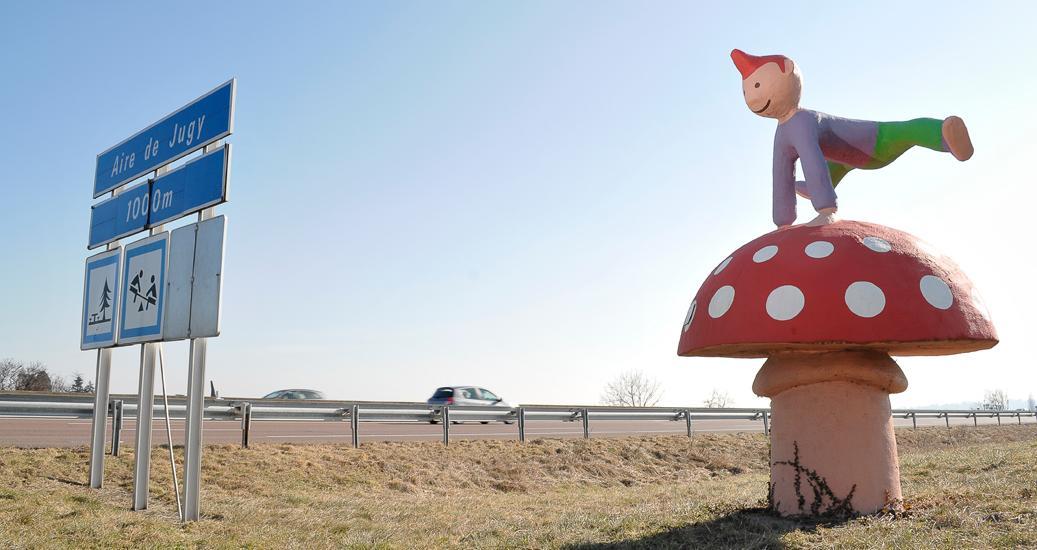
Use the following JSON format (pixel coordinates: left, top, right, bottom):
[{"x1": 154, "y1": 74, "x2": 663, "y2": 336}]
[
  {"x1": 805, "y1": 207, "x2": 838, "y2": 227},
  {"x1": 943, "y1": 116, "x2": 974, "y2": 161}
]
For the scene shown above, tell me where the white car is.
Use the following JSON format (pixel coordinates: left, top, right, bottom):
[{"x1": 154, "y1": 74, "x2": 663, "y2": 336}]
[{"x1": 426, "y1": 386, "x2": 512, "y2": 424}]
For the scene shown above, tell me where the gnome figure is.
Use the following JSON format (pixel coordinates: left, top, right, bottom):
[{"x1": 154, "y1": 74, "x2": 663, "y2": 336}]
[{"x1": 730, "y1": 49, "x2": 974, "y2": 227}]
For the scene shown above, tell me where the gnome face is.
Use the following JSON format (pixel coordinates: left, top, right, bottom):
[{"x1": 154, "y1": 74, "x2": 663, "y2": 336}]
[
  {"x1": 731, "y1": 49, "x2": 802, "y2": 122},
  {"x1": 741, "y1": 60, "x2": 801, "y2": 120}
]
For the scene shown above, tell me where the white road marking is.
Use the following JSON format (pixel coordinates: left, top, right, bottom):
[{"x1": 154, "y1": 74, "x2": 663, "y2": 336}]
[
  {"x1": 90, "y1": 424, "x2": 241, "y2": 433},
  {"x1": 263, "y1": 428, "x2": 701, "y2": 439},
  {"x1": 0, "y1": 416, "x2": 83, "y2": 420}
]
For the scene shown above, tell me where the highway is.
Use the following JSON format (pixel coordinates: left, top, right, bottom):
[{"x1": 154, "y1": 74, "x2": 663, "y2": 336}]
[{"x1": 0, "y1": 414, "x2": 1026, "y2": 448}]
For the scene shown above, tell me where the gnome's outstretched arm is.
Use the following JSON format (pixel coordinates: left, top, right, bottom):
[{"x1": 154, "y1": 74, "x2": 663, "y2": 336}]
[
  {"x1": 796, "y1": 138, "x2": 838, "y2": 213},
  {"x1": 772, "y1": 143, "x2": 797, "y2": 227},
  {"x1": 772, "y1": 129, "x2": 839, "y2": 226}
]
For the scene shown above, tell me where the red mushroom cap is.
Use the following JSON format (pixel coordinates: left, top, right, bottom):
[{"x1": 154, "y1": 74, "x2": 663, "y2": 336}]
[{"x1": 678, "y1": 220, "x2": 998, "y2": 358}]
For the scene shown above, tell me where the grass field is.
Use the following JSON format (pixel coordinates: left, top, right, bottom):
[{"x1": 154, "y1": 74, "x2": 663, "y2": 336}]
[{"x1": 1, "y1": 425, "x2": 1035, "y2": 549}]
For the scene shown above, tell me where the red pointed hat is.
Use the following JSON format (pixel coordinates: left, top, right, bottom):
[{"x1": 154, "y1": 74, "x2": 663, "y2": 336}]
[{"x1": 731, "y1": 49, "x2": 790, "y2": 80}]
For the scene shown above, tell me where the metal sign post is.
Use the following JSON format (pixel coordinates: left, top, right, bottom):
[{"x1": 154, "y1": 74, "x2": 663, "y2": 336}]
[
  {"x1": 86, "y1": 187, "x2": 124, "y2": 489},
  {"x1": 132, "y1": 343, "x2": 157, "y2": 510},
  {"x1": 183, "y1": 336, "x2": 207, "y2": 521},
  {"x1": 88, "y1": 348, "x2": 112, "y2": 488},
  {"x1": 183, "y1": 178, "x2": 219, "y2": 522},
  {"x1": 131, "y1": 191, "x2": 167, "y2": 509}
]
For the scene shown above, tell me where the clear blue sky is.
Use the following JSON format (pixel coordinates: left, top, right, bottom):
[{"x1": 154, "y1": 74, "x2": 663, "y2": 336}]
[{"x1": 1, "y1": 2, "x2": 1034, "y2": 407}]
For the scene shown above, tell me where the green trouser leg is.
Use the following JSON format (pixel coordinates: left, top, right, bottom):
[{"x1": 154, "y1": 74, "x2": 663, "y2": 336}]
[
  {"x1": 868, "y1": 118, "x2": 946, "y2": 168},
  {"x1": 827, "y1": 118, "x2": 946, "y2": 187},
  {"x1": 827, "y1": 161, "x2": 854, "y2": 188}
]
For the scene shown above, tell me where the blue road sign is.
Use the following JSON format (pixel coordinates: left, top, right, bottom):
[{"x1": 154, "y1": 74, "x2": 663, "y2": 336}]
[
  {"x1": 87, "y1": 145, "x2": 231, "y2": 249},
  {"x1": 119, "y1": 233, "x2": 168, "y2": 345},
  {"x1": 88, "y1": 181, "x2": 151, "y2": 249},
  {"x1": 82, "y1": 248, "x2": 122, "y2": 350},
  {"x1": 148, "y1": 145, "x2": 231, "y2": 227},
  {"x1": 93, "y1": 79, "x2": 235, "y2": 198}
]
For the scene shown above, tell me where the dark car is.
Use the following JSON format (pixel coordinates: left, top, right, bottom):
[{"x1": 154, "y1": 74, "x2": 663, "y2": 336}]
[{"x1": 261, "y1": 389, "x2": 326, "y2": 400}]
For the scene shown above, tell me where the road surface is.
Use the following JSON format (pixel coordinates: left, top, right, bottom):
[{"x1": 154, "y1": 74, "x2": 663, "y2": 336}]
[{"x1": 0, "y1": 414, "x2": 1027, "y2": 448}]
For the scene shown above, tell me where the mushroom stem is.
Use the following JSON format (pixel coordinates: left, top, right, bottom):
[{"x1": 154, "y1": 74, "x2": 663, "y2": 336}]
[{"x1": 754, "y1": 350, "x2": 908, "y2": 516}]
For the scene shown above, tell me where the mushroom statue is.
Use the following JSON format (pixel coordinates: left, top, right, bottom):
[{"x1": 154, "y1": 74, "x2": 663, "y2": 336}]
[{"x1": 677, "y1": 220, "x2": 997, "y2": 516}]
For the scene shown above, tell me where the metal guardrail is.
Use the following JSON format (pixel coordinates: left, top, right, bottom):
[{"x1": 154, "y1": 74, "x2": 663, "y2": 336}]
[{"x1": 1, "y1": 392, "x2": 1034, "y2": 449}]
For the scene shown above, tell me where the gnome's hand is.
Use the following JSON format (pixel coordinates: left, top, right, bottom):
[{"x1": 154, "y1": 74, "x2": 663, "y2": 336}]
[{"x1": 806, "y1": 207, "x2": 838, "y2": 227}]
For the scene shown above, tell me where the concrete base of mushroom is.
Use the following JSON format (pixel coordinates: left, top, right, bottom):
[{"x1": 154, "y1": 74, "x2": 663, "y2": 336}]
[{"x1": 754, "y1": 350, "x2": 909, "y2": 516}]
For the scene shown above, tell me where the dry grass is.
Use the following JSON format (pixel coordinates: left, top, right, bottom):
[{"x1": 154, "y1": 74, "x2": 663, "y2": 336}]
[{"x1": 0, "y1": 426, "x2": 1035, "y2": 549}]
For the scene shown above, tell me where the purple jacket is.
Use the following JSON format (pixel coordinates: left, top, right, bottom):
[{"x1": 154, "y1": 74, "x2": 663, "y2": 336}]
[{"x1": 772, "y1": 110, "x2": 878, "y2": 225}]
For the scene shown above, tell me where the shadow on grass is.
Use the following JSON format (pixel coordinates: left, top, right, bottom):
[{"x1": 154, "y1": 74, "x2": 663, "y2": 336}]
[
  {"x1": 566, "y1": 507, "x2": 852, "y2": 550},
  {"x1": 45, "y1": 475, "x2": 89, "y2": 487}
]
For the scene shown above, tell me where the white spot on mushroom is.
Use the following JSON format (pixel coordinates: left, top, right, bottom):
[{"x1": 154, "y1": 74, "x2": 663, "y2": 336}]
[
  {"x1": 862, "y1": 236, "x2": 891, "y2": 253},
  {"x1": 804, "y1": 241, "x2": 834, "y2": 259},
  {"x1": 713, "y1": 257, "x2": 733, "y2": 276},
  {"x1": 753, "y1": 245, "x2": 779, "y2": 263},
  {"x1": 708, "y1": 286, "x2": 735, "y2": 318},
  {"x1": 845, "y1": 281, "x2": 886, "y2": 318},
  {"x1": 766, "y1": 285, "x2": 805, "y2": 321},
  {"x1": 919, "y1": 275, "x2": 954, "y2": 310},
  {"x1": 683, "y1": 300, "x2": 697, "y2": 332}
]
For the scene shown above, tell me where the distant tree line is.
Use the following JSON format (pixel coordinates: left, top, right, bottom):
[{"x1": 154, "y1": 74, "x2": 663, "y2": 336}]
[
  {"x1": 979, "y1": 389, "x2": 1036, "y2": 412},
  {"x1": 0, "y1": 358, "x2": 93, "y2": 393}
]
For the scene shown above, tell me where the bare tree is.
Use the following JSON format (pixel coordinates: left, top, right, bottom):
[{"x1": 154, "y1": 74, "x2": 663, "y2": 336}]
[
  {"x1": 1, "y1": 360, "x2": 71, "y2": 392},
  {"x1": 981, "y1": 389, "x2": 1009, "y2": 411},
  {"x1": 15, "y1": 362, "x2": 51, "y2": 391},
  {"x1": 600, "y1": 370, "x2": 663, "y2": 407},
  {"x1": 0, "y1": 358, "x2": 20, "y2": 391},
  {"x1": 50, "y1": 374, "x2": 70, "y2": 393},
  {"x1": 703, "y1": 389, "x2": 733, "y2": 408}
]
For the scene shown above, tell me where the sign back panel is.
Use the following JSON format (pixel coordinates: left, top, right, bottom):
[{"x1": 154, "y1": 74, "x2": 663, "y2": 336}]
[
  {"x1": 189, "y1": 215, "x2": 227, "y2": 338},
  {"x1": 81, "y1": 248, "x2": 122, "y2": 350},
  {"x1": 163, "y1": 223, "x2": 197, "y2": 341},
  {"x1": 118, "y1": 233, "x2": 169, "y2": 345},
  {"x1": 164, "y1": 216, "x2": 226, "y2": 340},
  {"x1": 93, "y1": 79, "x2": 235, "y2": 198}
]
